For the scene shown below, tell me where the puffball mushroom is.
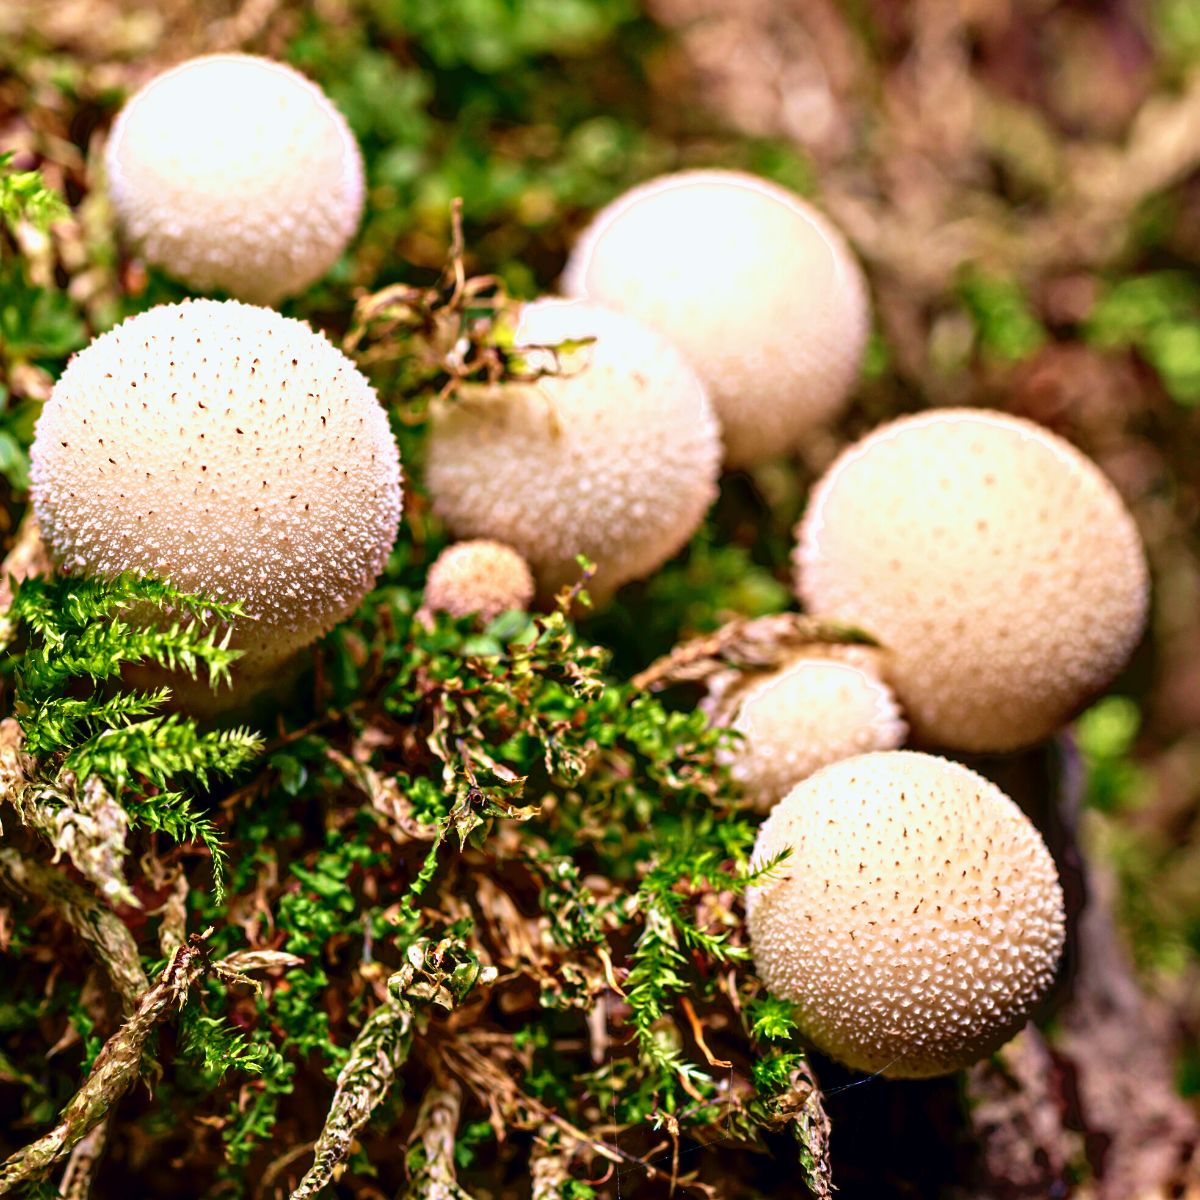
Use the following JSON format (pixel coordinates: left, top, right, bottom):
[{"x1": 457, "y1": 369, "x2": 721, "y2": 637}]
[
  {"x1": 795, "y1": 409, "x2": 1149, "y2": 753},
  {"x1": 105, "y1": 53, "x2": 364, "y2": 304},
  {"x1": 747, "y1": 750, "x2": 1066, "y2": 1079},
  {"x1": 723, "y1": 656, "x2": 906, "y2": 812},
  {"x1": 424, "y1": 298, "x2": 721, "y2": 602},
  {"x1": 30, "y1": 298, "x2": 402, "y2": 700},
  {"x1": 561, "y1": 169, "x2": 869, "y2": 468},
  {"x1": 424, "y1": 540, "x2": 535, "y2": 622}
]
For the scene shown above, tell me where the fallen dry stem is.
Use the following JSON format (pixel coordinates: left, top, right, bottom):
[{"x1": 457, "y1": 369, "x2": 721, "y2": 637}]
[{"x1": 630, "y1": 613, "x2": 875, "y2": 692}]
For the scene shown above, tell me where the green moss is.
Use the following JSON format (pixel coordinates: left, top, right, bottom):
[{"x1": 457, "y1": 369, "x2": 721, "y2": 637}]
[
  {"x1": 957, "y1": 267, "x2": 1048, "y2": 364},
  {"x1": 1085, "y1": 272, "x2": 1200, "y2": 405}
]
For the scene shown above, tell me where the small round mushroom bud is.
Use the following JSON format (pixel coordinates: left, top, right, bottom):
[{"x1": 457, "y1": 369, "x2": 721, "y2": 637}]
[
  {"x1": 105, "y1": 53, "x2": 364, "y2": 304},
  {"x1": 561, "y1": 169, "x2": 869, "y2": 469},
  {"x1": 723, "y1": 656, "x2": 906, "y2": 812},
  {"x1": 747, "y1": 750, "x2": 1065, "y2": 1079},
  {"x1": 795, "y1": 409, "x2": 1149, "y2": 752},
  {"x1": 424, "y1": 540, "x2": 535, "y2": 622},
  {"x1": 424, "y1": 298, "x2": 721, "y2": 603},
  {"x1": 30, "y1": 299, "x2": 402, "y2": 700}
]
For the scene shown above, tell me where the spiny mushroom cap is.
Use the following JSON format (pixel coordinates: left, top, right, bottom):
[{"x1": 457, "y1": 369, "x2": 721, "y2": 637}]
[
  {"x1": 105, "y1": 53, "x2": 364, "y2": 304},
  {"x1": 747, "y1": 750, "x2": 1065, "y2": 1079},
  {"x1": 424, "y1": 540, "x2": 535, "y2": 622},
  {"x1": 795, "y1": 409, "x2": 1149, "y2": 752},
  {"x1": 701, "y1": 640, "x2": 890, "y2": 727},
  {"x1": 424, "y1": 298, "x2": 721, "y2": 602},
  {"x1": 723, "y1": 656, "x2": 906, "y2": 812},
  {"x1": 561, "y1": 169, "x2": 869, "y2": 469},
  {"x1": 30, "y1": 299, "x2": 402, "y2": 686}
]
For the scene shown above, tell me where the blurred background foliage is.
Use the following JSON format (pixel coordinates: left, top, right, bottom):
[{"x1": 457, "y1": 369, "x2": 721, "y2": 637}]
[{"x1": 3, "y1": 0, "x2": 1200, "y2": 1196}]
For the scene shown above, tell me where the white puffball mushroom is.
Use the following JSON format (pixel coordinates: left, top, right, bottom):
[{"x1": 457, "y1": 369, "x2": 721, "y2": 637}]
[
  {"x1": 722, "y1": 656, "x2": 906, "y2": 812},
  {"x1": 30, "y1": 298, "x2": 402, "y2": 700},
  {"x1": 700, "y1": 639, "x2": 891, "y2": 728},
  {"x1": 424, "y1": 298, "x2": 721, "y2": 602},
  {"x1": 562, "y1": 169, "x2": 869, "y2": 469},
  {"x1": 105, "y1": 53, "x2": 364, "y2": 304},
  {"x1": 747, "y1": 750, "x2": 1066, "y2": 1079},
  {"x1": 424, "y1": 540, "x2": 535, "y2": 622},
  {"x1": 795, "y1": 408, "x2": 1149, "y2": 753}
]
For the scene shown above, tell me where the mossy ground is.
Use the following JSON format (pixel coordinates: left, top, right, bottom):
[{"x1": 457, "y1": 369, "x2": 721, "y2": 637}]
[{"x1": 1, "y1": 2, "x2": 1200, "y2": 1198}]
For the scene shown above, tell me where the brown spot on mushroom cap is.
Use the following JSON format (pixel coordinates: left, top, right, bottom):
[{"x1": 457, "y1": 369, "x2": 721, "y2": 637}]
[
  {"x1": 424, "y1": 298, "x2": 721, "y2": 603},
  {"x1": 723, "y1": 656, "x2": 906, "y2": 812},
  {"x1": 424, "y1": 539, "x2": 535, "y2": 622},
  {"x1": 747, "y1": 750, "x2": 1065, "y2": 1079},
  {"x1": 794, "y1": 408, "x2": 1149, "y2": 752},
  {"x1": 105, "y1": 53, "x2": 364, "y2": 305},
  {"x1": 561, "y1": 169, "x2": 869, "y2": 468},
  {"x1": 30, "y1": 298, "x2": 402, "y2": 700}
]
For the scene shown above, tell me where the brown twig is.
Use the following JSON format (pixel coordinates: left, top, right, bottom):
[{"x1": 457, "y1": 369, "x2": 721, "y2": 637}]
[
  {"x1": 342, "y1": 200, "x2": 506, "y2": 370},
  {"x1": 288, "y1": 996, "x2": 417, "y2": 1200},
  {"x1": 679, "y1": 997, "x2": 731, "y2": 1070},
  {"x1": 443, "y1": 1038, "x2": 656, "y2": 1180},
  {"x1": 629, "y1": 612, "x2": 876, "y2": 693},
  {"x1": 342, "y1": 199, "x2": 593, "y2": 413}
]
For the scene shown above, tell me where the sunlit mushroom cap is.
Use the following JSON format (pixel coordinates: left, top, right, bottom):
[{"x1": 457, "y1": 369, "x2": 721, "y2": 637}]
[
  {"x1": 794, "y1": 408, "x2": 1149, "y2": 752},
  {"x1": 562, "y1": 169, "x2": 869, "y2": 468},
  {"x1": 424, "y1": 298, "x2": 721, "y2": 603},
  {"x1": 30, "y1": 299, "x2": 402, "y2": 704},
  {"x1": 106, "y1": 53, "x2": 364, "y2": 304},
  {"x1": 747, "y1": 750, "x2": 1066, "y2": 1078}
]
